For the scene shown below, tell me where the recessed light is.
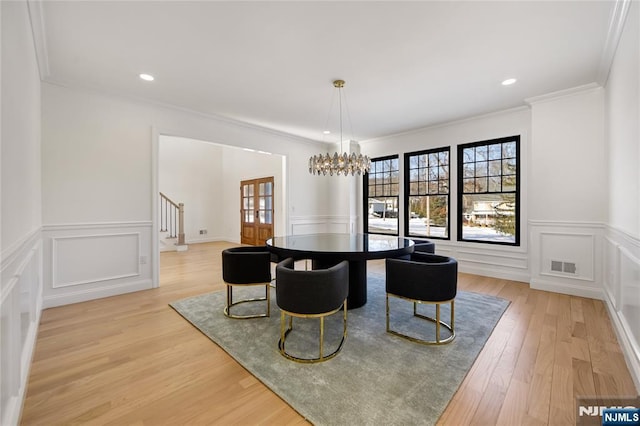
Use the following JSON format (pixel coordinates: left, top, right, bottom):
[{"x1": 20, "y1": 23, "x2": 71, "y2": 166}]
[
  {"x1": 139, "y1": 73, "x2": 154, "y2": 81},
  {"x1": 323, "y1": 130, "x2": 331, "y2": 135},
  {"x1": 502, "y1": 78, "x2": 517, "y2": 86}
]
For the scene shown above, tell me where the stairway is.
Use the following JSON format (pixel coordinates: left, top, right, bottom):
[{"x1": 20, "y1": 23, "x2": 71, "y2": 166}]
[{"x1": 160, "y1": 192, "x2": 188, "y2": 252}]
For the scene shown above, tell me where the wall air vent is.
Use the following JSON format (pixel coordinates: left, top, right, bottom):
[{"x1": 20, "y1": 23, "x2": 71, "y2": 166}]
[
  {"x1": 563, "y1": 262, "x2": 576, "y2": 274},
  {"x1": 551, "y1": 260, "x2": 577, "y2": 274},
  {"x1": 551, "y1": 260, "x2": 563, "y2": 272}
]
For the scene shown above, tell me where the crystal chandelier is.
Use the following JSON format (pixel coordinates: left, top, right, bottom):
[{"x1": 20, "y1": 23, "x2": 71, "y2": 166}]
[{"x1": 309, "y1": 80, "x2": 371, "y2": 176}]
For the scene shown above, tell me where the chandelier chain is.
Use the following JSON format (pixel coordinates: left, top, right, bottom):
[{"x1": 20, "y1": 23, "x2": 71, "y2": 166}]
[{"x1": 308, "y1": 80, "x2": 371, "y2": 177}]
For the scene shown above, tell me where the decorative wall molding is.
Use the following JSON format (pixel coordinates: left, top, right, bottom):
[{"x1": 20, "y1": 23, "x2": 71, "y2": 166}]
[
  {"x1": 530, "y1": 278, "x2": 604, "y2": 300},
  {"x1": 26, "y1": 0, "x2": 50, "y2": 80},
  {"x1": 0, "y1": 231, "x2": 43, "y2": 426},
  {"x1": 597, "y1": 0, "x2": 633, "y2": 85},
  {"x1": 432, "y1": 241, "x2": 530, "y2": 283},
  {"x1": 289, "y1": 215, "x2": 352, "y2": 235},
  {"x1": 529, "y1": 220, "x2": 604, "y2": 299},
  {"x1": 602, "y1": 225, "x2": 640, "y2": 390},
  {"x1": 43, "y1": 220, "x2": 153, "y2": 231},
  {"x1": 42, "y1": 222, "x2": 153, "y2": 308},
  {"x1": 1, "y1": 227, "x2": 41, "y2": 279},
  {"x1": 524, "y1": 83, "x2": 602, "y2": 105},
  {"x1": 43, "y1": 278, "x2": 152, "y2": 309},
  {"x1": 51, "y1": 232, "x2": 141, "y2": 288}
]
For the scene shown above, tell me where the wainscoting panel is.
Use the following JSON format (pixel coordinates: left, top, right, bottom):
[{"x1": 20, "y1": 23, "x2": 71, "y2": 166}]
[
  {"x1": 603, "y1": 226, "x2": 640, "y2": 392},
  {"x1": 289, "y1": 215, "x2": 352, "y2": 235},
  {"x1": 52, "y1": 233, "x2": 140, "y2": 288},
  {"x1": 433, "y1": 241, "x2": 529, "y2": 283},
  {"x1": 0, "y1": 229, "x2": 42, "y2": 426},
  {"x1": 529, "y1": 221, "x2": 604, "y2": 299},
  {"x1": 42, "y1": 222, "x2": 153, "y2": 308}
]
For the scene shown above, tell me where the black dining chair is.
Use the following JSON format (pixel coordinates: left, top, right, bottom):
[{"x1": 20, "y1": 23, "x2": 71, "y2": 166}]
[
  {"x1": 385, "y1": 252, "x2": 457, "y2": 345},
  {"x1": 275, "y1": 258, "x2": 349, "y2": 363},
  {"x1": 221, "y1": 246, "x2": 272, "y2": 319}
]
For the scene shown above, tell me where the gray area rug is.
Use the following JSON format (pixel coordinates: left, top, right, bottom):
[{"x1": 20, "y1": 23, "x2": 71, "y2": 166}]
[{"x1": 170, "y1": 274, "x2": 509, "y2": 425}]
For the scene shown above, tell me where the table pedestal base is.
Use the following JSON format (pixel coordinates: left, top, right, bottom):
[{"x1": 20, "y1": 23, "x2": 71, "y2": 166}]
[{"x1": 312, "y1": 259, "x2": 367, "y2": 309}]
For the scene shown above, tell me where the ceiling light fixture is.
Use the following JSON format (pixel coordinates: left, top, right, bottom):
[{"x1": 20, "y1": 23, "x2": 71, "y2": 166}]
[
  {"x1": 139, "y1": 73, "x2": 155, "y2": 81},
  {"x1": 501, "y1": 78, "x2": 517, "y2": 86},
  {"x1": 309, "y1": 80, "x2": 370, "y2": 176}
]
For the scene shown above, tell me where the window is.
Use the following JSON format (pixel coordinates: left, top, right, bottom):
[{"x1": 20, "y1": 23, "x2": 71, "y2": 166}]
[
  {"x1": 364, "y1": 155, "x2": 399, "y2": 235},
  {"x1": 404, "y1": 147, "x2": 450, "y2": 239},
  {"x1": 457, "y1": 136, "x2": 520, "y2": 245}
]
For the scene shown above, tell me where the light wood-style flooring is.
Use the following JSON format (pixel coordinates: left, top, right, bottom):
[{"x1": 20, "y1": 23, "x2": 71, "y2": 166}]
[{"x1": 21, "y1": 242, "x2": 637, "y2": 425}]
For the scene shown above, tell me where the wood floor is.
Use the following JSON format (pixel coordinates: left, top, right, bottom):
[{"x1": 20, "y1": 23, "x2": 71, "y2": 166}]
[{"x1": 21, "y1": 242, "x2": 637, "y2": 425}]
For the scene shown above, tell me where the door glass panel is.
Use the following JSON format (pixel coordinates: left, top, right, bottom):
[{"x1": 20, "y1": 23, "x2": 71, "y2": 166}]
[
  {"x1": 265, "y1": 182, "x2": 273, "y2": 195},
  {"x1": 259, "y1": 183, "x2": 265, "y2": 196},
  {"x1": 245, "y1": 211, "x2": 254, "y2": 223},
  {"x1": 265, "y1": 210, "x2": 272, "y2": 224},
  {"x1": 265, "y1": 197, "x2": 272, "y2": 210}
]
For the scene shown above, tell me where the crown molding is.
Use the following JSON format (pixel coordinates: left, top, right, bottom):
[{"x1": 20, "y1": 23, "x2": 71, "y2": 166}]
[
  {"x1": 596, "y1": 0, "x2": 632, "y2": 86},
  {"x1": 27, "y1": 0, "x2": 50, "y2": 80},
  {"x1": 524, "y1": 83, "x2": 602, "y2": 106},
  {"x1": 42, "y1": 79, "x2": 329, "y2": 149},
  {"x1": 361, "y1": 105, "x2": 530, "y2": 144}
]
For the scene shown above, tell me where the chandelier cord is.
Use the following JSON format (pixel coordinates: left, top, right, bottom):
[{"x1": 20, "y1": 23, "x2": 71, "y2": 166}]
[
  {"x1": 308, "y1": 79, "x2": 370, "y2": 177},
  {"x1": 338, "y1": 85, "x2": 343, "y2": 153}
]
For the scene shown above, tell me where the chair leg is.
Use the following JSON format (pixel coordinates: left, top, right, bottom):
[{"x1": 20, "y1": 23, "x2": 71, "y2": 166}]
[
  {"x1": 223, "y1": 283, "x2": 271, "y2": 319},
  {"x1": 319, "y1": 316, "x2": 324, "y2": 360},
  {"x1": 436, "y1": 303, "x2": 440, "y2": 343},
  {"x1": 277, "y1": 301, "x2": 347, "y2": 363},
  {"x1": 386, "y1": 293, "x2": 455, "y2": 345}
]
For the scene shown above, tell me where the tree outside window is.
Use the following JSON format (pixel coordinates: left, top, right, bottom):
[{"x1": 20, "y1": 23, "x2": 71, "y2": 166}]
[
  {"x1": 364, "y1": 156, "x2": 399, "y2": 235},
  {"x1": 457, "y1": 136, "x2": 520, "y2": 245},
  {"x1": 404, "y1": 147, "x2": 450, "y2": 239}
]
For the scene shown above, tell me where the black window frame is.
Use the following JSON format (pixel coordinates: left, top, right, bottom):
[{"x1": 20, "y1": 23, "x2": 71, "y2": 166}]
[
  {"x1": 363, "y1": 154, "x2": 400, "y2": 236},
  {"x1": 404, "y1": 146, "x2": 450, "y2": 240},
  {"x1": 457, "y1": 135, "x2": 520, "y2": 246}
]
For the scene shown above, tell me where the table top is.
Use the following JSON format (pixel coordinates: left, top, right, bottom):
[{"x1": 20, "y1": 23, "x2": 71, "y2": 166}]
[{"x1": 266, "y1": 233, "x2": 414, "y2": 260}]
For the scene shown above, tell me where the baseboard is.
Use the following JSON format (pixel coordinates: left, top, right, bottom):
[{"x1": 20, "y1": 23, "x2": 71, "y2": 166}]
[
  {"x1": 43, "y1": 279, "x2": 152, "y2": 308},
  {"x1": 603, "y1": 296, "x2": 640, "y2": 393},
  {"x1": 530, "y1": 278, "x2": 603, "y2": 300},
  {"x1": 458, "y1": 263, "x2": 529, "y2": 283},
  {"x1": 186, "y1": 236, "x2": 220, "y2": 244}
]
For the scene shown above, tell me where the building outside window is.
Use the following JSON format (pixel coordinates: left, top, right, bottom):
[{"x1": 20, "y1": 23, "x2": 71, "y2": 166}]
[
  {"x1": 404, "y1": 147, "x2": 450, "y2": 239},
  {"x1": 364, "y1": 155, "x2": 399, "y2": 235},
  {"x1": 457, "y1": 136, "x2": 520, "y2": 245}
]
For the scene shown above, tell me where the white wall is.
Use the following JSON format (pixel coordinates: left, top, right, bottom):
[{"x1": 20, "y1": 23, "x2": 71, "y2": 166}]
[
  {"x1": 41, "y1": 82, "x2": 335, "y2": 307},
  {"x1": 528, "y1": 86, "x2": 606, "y2": 300},
  {"x1": 220, "y1": 146, "x2": 284, "y2": 243},
  {"x1": 361, "y1": 107, "x2": 531, "y2": 282},
  {"x1": 603, "y1": 0, "x2": 640, "y2": 392},
  {"x1": 159, "y1": 136, "x2": 225, "y2": 242},
  {"x1": 159, "y1": 135, "x2": 286, "y2": 244},
  {"x1": 1, "y1": 1, "x2": 44, "y2": 425}
]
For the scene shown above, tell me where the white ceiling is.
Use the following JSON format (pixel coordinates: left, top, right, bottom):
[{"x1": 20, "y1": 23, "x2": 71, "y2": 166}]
[{"x1": 37, "y1": 1, "x2": 617, "y2": 143}]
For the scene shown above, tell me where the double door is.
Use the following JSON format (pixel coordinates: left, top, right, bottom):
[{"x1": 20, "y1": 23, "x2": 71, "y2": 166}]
[{"x1": 240, "y1": 177, "x2": 274, "y2": 246}]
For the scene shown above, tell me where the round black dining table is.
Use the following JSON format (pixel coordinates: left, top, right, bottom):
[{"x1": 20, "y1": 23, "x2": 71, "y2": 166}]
[{"x1": 266, "y1": 233, "x2": 414, "y2": 309}]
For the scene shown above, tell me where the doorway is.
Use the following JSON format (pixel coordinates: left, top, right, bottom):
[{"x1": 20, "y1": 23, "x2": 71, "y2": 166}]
[{"x1": 240, "y1": 177, "x2": 275, "y2": 246}]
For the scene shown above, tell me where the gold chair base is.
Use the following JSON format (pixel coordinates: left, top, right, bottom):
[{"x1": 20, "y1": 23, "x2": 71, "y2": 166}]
[
  {"x1": 386, "y1": 294, "x2": 455, "y2": 345},
  {"x1": 224, "y1": 283, "x2": 270, "y2": 319},
  {"x1": 278, "y1": 300, "x2": 347, "y2": 363}
]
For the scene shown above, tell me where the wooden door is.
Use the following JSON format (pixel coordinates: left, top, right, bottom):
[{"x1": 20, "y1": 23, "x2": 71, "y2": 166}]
[{"x1": 240, "y1": 177, "x2": 275, "y2": 246}]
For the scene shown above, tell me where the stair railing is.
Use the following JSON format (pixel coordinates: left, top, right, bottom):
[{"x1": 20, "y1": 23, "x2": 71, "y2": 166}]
[{"x1": 159, "y1": 192, "x2": 185, "y2": 245}]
